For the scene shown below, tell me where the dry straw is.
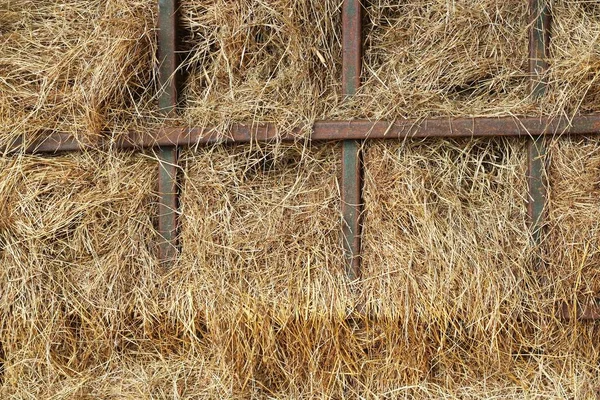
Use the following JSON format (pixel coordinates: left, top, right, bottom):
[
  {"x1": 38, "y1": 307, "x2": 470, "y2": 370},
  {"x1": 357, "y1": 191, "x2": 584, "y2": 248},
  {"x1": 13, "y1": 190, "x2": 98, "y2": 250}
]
[
  {"x1": 173, "y1": 143, "x2": 354, "y2": 396},
  {"x1": 0, "y1": 0, "x2": 158, "y2": 147},
  {"x1": 1, "y1": 0, "x2": 600, "y2": 397},
  {"x1": 180, "y1": 0, "x2": 343, "y2": 135},
  {"x1": 359, "y1": 138, "x2": 600, "y2": 398},
  {"x1": 546, "y1": 137, "x2": 600, "y2": 317},
  {"x1": 0, "y1": 151, "x2": 166, "y2": 397},
  {"x1": 547, "y1": 1, "x2": 600, "y2": 118},
  {"x1": 336, "y1": 0, "x2": 535, "y2": 120}
]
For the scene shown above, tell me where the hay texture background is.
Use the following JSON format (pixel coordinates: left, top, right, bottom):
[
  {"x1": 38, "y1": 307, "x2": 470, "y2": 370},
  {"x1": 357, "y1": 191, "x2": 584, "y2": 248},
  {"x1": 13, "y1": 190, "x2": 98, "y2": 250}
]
[
  {"x1": 0, "y1": 152, "x2": 165, "y2": 397},
  {"x1": 173, "y1": 143, "x2": 354, "y2": 396},
  {"x1": 180, "y1": 0, "x2": 342, "y2": 134},
  {"x1": 358, "y1": 139, "x2": 600, "y2": 397},
  {"x1": 546, "y1": 137, "x2": 600, "y2": 316},
  {"x1": 0, "y1": 0, "x2": 157, "y2": 147},
  {"x1": 1, "y1": 0, "x2": 600, "y2": 398}
]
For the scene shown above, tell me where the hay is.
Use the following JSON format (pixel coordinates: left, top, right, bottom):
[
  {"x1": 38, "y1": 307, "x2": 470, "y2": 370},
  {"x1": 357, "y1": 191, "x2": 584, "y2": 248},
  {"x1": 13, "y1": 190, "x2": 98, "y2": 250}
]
[
  {"x1": 358, "y1": 139, "x2": 600, "y2": 397},
  {"x1": 0, "y1": 151, "x2": 166, "y2": 397},
  {"x1": 2, "y1": 0, "x2": 600, "y2": 397},
  {"x1": 335, "y1": 0, "x2": 534, "y2": 120},
  {"x1": 0, "y1": 143, "x2": 599, "y2": 397},
  {"x1": 180, "y1": 0, "x2": 342, "y2": 134},
  {"x1": 0, "y1": 0, "x2": 157, "y2": 147},
  {"x1": 547, "y1": 1, "x2": 600, "y2": 118},
  {"x1": 546, "y1": 137, "x2": 600, "y2": 314},
  {"x1": 172, "y1": 143, "x2": 354, "y2": 396}
]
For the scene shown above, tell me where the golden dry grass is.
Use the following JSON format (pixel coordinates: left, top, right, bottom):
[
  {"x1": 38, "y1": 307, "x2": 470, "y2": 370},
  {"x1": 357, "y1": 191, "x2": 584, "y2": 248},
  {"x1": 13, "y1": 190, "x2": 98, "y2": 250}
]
[
  {"x1": 0, "y1": 0, "x2": 157, "y2": 147},
  {"x1": 0, "y1": 152, "x2": 163, "y2": 397},
  {"x1": 1, "y1": 1, "x2": 600, "y2": 398},
  {"x1": 548, "y1": 1, "x2": 600, "y2": 118},
  {"x1": 0, "y1": 143, "x2": 598, "y2": 397},
  {"x1": 358, "y1": 139, "x2": 600, "y2": 398},
  {"x1": 173, "y1": 143, "x2": 353, "y2": 396},
  {"x1": 336, "y1": 0, "x2": 534, "y2": 120},
  {"x1": 546, "y1": 137, "x2": 600, "y2": 316},
  {"x1": 180, "y1": 0, "x2": 342, "y2": 135}
]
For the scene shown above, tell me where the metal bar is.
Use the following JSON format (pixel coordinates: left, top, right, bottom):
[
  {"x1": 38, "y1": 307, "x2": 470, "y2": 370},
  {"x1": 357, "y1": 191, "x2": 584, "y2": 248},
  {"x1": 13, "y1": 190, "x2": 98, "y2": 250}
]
[
  {"x1": 341, "y1": 0, "x2": 362, "y2": 281},
  {"x1": 528, "y1": 0, "x2": 551, "y2": 256},
  {"x1": 559, "y1": 302, "x2": 600, "y2": 321},
  {"x1": 7, "y1": 115, "x2": 600, "y2": 153},
  {"x1": 154, "y1": 116, "x2": 600, "y2": 144},
  {"x1": 157, "y1": 0, "x2": 179, "y2": 265}
]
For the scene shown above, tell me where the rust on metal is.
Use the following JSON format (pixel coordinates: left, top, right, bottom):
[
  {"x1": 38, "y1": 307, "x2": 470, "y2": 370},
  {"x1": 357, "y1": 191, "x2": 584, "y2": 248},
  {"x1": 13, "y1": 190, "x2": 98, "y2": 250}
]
[
  {"x1": 559, "y1": 302, "x2": 600, "y2": 321},
  {"x1": 341, "y1": 0, "x2": 363, "y2": 281},
  {"x1": 6, "y1": 115, "x2": 600, "y2": 153},
  {"x1": 157, "y1": 0, "x2": 179, "y2": 265},
  {"x1": 528, "y1": 0, "x2": 551, "y2": 256},
  {"x1": 151, "y1": 116, "x2": 600, "y2": 145}
]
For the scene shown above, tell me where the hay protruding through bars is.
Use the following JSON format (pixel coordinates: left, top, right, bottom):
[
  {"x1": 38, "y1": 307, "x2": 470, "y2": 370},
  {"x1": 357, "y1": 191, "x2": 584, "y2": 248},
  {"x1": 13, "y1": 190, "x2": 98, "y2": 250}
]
[
  {"x1": 0, "y1": 0, "x2": 158, "y2": 148},
  {"x1": 334, "y1": 0, "x2": 534, "y2": 120},
  {"x1": 180, "y1": 0, "x2": 343, "y2": 136}
]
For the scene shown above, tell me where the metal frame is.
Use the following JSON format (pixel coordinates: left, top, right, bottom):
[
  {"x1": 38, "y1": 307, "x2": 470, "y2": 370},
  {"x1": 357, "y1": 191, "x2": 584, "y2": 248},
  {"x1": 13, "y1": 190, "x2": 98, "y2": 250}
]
[
  {"x1": 157, "y1": 0, "x2": 179, "y2": 266},
  {"x1": 5, "y1": 0, "x2": 598, "y2": 319},
  {"x1": 341, "y1": 0, "x2": 362, "y2": 281},
  {"x1": 8, "y1": 115, "x2": 600, "y2": 153},
  {"x1": 528, "y1": 0, "x2": 551, "y2": 264}
]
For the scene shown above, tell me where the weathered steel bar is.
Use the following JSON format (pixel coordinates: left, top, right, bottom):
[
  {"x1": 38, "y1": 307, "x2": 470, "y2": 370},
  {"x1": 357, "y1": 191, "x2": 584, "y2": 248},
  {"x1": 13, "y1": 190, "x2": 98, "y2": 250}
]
[
  {"x1": 559, "y1": 302, "x2": 600, "y2": 321},
  {"x1": 7, "y1": 115, "x2": 600, "y2": 153},
  {"x1": 157, "y1": 0, "x2": 179, "y2": 265},
  {"x1": 341, "y1": 0, "x2": 363, "y2": 281},
  {"x1": 528, "y1": 0, "x2": 551, "y2": 257},
  {"x1": 153, "y1": 116, "x2": 600, "y2": 144}
]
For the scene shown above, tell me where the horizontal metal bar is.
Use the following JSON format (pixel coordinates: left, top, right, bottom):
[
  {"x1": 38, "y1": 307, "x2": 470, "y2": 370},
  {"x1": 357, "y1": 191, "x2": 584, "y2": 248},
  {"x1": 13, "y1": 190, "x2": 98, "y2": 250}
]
[
  {"x1": 4, "y1": 115, "x2": 600, "y2": 154},
  {"x1": 559, "y1": 302, "x2": 600, "y2": 321}
]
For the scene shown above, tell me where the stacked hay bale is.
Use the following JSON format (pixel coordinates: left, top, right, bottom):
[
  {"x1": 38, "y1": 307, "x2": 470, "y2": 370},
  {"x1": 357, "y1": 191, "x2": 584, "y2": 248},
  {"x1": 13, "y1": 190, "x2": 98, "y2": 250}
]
[
  {"x1": 175, "y1": 143, "x2": 352, "y2": 397},
  {"x1": 0, "y1": 0, "x2": 157, "y2": 147},
  {"x1": 0, "y1": 152, "x2": 164, "y2": 397},
  {"x1": 360, "y1": 138, "x2": 600, "y2": 397},
  {"x1": 548, "y1": 0, "x2": 600, "y2": 117},
  {"x1": 1, "y1": 0, "x2": 600, "y2": 397},
  {"x1": 337, "y1": 0, "x2": 534, "y2": 119},
  {"x1": 180, "y1": 0, "x2": 342, "y2": 134}
]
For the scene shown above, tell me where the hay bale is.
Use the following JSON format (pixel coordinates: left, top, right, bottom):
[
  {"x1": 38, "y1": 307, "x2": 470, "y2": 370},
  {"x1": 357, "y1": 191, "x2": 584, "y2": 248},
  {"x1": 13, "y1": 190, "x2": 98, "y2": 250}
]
[
  {"x1": 0, "y1": 152, "x2": 164, "y2": 396},
  {"x1": 0, "y1": 0, "x2": 157, "y2": 146},
  {"x1": 358, "y1": 139, "x2": 600, "y2": 396},
  {"x1": 180, "y1": 0, "x2": 342, "y2": 134},
  {"x1": 546, "y1": 137, "x2": 600, "y2": 313},
  {"x1": 548, "y1": 1, "x2": 600, "y2": 117},
  {"x1": 0, "y1": 145, "x2": 598, "y2": 397},
  {"x1": 173, "y1": 143, "x2": 353, "y2": 396},
  {"x1": 335, "y1": 0, "x2": 533, "y2": 120}
]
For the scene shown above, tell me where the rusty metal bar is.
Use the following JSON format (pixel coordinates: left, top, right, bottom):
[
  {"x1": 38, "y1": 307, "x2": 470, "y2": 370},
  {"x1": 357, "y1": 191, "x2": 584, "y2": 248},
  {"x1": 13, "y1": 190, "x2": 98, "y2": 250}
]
[
  {"x1": 341, "y1": 0, "x2": 363, "y2": 281},
  {"x1": 6, "y1": 115, "x2": 600, "y2": 153},
  {"x1": 559, "y1": 302, "x2": 600, "y2": 321},
  {"x1": 528, "y1": 0, "x2": 551, "y2": 257},
  {"x1": 157, "y1": 0, "x2": 179, "y2": 265}
]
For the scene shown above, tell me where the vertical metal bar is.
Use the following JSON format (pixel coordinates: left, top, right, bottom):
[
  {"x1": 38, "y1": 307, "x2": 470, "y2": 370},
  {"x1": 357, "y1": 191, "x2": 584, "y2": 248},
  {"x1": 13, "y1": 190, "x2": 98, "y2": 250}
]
[
  {"x1": 528, "y1": 0, "x2": 550, "y2": 258},
  {"x1": 342, "y1": 0, "x2": 362, "y2": 280},
  {"x1": 157, "y1": 0, "x2": 179, "y2": 265}
]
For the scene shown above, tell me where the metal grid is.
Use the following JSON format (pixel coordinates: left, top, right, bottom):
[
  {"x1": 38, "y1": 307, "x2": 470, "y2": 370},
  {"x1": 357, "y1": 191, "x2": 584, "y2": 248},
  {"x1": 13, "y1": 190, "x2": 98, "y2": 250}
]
[{"x1": 5, "y1": 0, "x2": 600, "y2": 318}]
